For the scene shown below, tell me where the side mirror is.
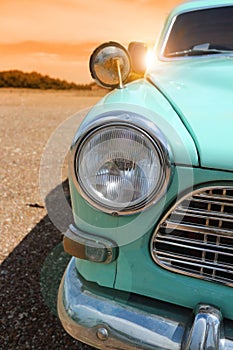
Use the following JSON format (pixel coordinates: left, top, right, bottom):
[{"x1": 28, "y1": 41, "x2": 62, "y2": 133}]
[
  {"x1": 128, "y1": 42, "x2": 148, "y2": 75},
  {"x1": 89, "y1": 41, "x2": 131, "y2": 89}
]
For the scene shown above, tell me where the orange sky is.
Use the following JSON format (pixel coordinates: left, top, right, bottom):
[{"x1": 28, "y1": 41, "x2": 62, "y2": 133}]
[{"x1": 0, "y1": 0, "x2": 183, "y2": 83}]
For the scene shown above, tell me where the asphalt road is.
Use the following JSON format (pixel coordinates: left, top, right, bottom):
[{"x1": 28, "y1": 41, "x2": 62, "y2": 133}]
[
  {"x1": 0, "y1": 89, "x2": 103, "y2": 350},
  {"x1": 0, "y1": 180, "x2": 95, "y2": 350}
]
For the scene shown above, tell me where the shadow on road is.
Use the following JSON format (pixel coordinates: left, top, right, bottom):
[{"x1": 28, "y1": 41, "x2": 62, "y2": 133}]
[{"x1": 0, "y1": 181, "x2": 94, "y2": 350}]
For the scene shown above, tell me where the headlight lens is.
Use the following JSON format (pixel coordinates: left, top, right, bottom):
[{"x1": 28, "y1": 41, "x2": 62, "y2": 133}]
[{"x1": 75, "y1": 123, "x2": 170, "y2": 214}]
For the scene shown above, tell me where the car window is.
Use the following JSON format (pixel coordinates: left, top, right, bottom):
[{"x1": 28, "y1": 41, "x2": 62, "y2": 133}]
[{"x1": 163, "y1": 6, "x2": 233, "y2": 57}]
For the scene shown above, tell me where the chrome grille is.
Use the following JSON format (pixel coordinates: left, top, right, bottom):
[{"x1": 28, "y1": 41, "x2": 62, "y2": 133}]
[{"x1": 151, "y1": 186, "x2": 233, "y2": 286}]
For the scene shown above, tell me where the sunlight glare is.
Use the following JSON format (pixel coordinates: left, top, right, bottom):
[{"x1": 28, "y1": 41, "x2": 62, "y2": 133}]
[{"x1": 145, "y1": 48, "x2": 155, "y2": 69}]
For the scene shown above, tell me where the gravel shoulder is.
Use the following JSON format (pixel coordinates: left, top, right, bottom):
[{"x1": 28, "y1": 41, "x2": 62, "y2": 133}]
[{"x1": 0, "y1": 88, "x2": 104, "y2": 349}]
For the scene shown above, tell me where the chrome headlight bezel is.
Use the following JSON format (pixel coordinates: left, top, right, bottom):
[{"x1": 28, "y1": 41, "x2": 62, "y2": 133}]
[{"x1": 70, "y1": 111, "x2": 172, "y2": 215}]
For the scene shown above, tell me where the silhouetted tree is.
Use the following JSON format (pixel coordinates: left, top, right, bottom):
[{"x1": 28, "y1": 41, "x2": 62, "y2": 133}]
[{"x1": 0, "y1": 70, "x2": 92, "y2": 90}]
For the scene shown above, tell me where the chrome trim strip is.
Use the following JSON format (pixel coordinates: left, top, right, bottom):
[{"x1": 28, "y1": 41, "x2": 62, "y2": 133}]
[
  {"x1": 159, "y1": 15, "x2": 176, "y2": 59},
  {"x1": 58, "y1": 258, "x2": 233, "y2": 349},
  {"x1": 69, "y1": 111, "x2": 172, "y2": 216}
]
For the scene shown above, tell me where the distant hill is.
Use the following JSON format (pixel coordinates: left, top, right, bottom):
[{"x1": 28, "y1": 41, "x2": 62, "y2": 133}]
[{"x1": 0, "y1": 70, "x2": 93, "y2": 90}]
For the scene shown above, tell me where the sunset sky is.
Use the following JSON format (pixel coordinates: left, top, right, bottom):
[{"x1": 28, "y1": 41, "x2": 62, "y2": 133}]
[{"x1": 0, "y1": 0, "x2": 183, "y2": 83}]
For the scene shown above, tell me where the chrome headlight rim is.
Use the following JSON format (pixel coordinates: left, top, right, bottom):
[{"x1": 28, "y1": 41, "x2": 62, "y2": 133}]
[{"x1": 70, "y1": 111, "x2": 172, "y2": 216}]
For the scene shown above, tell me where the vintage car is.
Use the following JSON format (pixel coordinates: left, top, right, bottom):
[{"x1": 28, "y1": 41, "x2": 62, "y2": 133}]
[{"x1": 58, "y1": 0, "x2": 233, "y2": 349}]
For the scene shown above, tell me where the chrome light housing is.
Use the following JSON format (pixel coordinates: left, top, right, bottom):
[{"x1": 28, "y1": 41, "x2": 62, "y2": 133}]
[{"x1": 71, "y1": 112, "x2": 172, "y2": 215}]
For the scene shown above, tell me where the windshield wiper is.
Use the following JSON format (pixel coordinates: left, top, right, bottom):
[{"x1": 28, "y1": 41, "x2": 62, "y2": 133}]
[{"x1": 167, "y1": 43, "x2": 233, "y2": 57}]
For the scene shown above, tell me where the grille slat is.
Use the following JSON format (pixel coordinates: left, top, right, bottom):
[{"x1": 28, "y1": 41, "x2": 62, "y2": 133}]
[
  {"x1": 194, "y1": 193, "x2": 233, "y2": 203},
  {"x1": 155, "y1": 250, "x2": 233, "y2": 272},
  {"x1": 155, "y1": 238, "x2": 233, "y2": 257},
  {"x1": 163, "y1": 221, "x2": 233, "y2": 236},
  {"x1": 155, "y1": 252, "x2": 233, "y2": 274},
  {"x1": 182, "y1": 197, "x2": 233, "y2": 208},
  {"x1": 156, "y1": 234, "x2": 233, "y2": 254},
  {"x1": 174, "y1": 208, "x2": 233, "y2": 221},
  {"x1": 151, "y1": 186, "x2": 233, "y2": 287}
]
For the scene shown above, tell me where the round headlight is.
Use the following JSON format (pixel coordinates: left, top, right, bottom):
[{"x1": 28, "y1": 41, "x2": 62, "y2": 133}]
[{"x1": 74, "y1": 121, "x2": 171, "y2": 215}]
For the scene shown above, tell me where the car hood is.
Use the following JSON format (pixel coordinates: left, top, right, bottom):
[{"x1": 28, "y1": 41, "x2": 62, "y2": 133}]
[{"x1": 149, "y1": 56, "x2": 233, "y2": 171}]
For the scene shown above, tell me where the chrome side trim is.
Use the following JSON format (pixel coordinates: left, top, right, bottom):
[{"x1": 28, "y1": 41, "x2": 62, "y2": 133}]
[
  {"x1": 58, "y1": 258, "x2": 233, "y2": 350},
  {"x1": 69, "y1": 111, "x2": 172, "y2": 216}
]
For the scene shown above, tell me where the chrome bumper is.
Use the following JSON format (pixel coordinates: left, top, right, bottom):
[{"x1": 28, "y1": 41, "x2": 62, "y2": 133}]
[{"x1": 58, "y1": 258, "x2": 233, "y2": 350}]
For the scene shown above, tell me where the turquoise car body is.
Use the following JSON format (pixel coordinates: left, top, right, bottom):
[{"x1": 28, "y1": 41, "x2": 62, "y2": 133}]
[
  {"x1": 58, "y1": 1, "x2": 233, "y2": 348},
  {"x1": 70, "y1": 78, "x2": 233, "y2": 316}
]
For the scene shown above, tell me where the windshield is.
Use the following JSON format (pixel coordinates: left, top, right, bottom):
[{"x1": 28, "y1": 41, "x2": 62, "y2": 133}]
[{"x1": 163, "y1": 6, "x2": 233, "y2": 57}]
